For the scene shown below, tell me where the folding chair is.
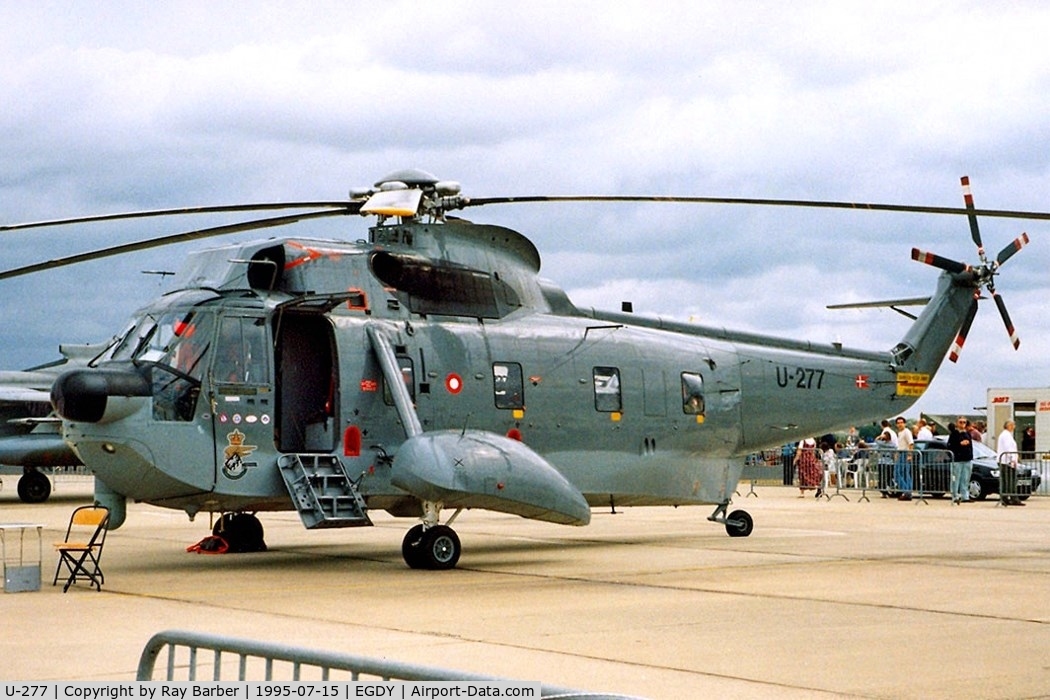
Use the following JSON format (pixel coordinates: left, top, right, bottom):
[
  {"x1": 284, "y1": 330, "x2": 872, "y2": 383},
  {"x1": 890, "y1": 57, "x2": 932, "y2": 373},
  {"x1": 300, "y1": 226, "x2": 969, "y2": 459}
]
[{"x1": 53, "y1": 505, "x2": 110, "y2": 592}]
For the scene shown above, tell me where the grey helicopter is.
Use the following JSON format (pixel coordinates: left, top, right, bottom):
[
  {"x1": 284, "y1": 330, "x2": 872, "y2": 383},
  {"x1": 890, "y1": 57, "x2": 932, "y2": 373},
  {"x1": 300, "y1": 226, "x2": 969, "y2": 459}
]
[{"x1": 0, "y1": 170, "x2": 1038, "y2": 568}]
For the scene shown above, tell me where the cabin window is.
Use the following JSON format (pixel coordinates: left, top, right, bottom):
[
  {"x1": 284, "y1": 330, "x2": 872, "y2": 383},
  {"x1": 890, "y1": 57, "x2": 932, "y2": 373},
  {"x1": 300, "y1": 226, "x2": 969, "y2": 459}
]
[
  {"x1": 493, "y1": 362, "x2": 524, "y2": 410},
  {"x1": 383, "y1": 355, "x2": 415, "y2": 405},
  {"x1": 593, "y1": 366, "x2": 622, "y2": 412},
  {"x1": 681, "y1": 372, "x2": 705, "y2": 416}
]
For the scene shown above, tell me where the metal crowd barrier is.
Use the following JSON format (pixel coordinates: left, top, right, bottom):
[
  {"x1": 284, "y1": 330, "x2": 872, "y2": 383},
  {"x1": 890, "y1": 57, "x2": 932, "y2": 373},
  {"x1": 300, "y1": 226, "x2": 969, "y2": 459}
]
[
  {"x1": 1014, "y1": 452, "x2": 1050, "y2": 496},
  {"x1": 137, "y1": 629, "x2": 641, "y2": 698},
  {"x1": 1031, "y1": 456, "x2": 1050, "y2": 496},
  {"x1": 746, "y1": 445, "x2": 1050, "y2": 504},
  {"x1": 740, "y1": 449, "x2": 783, "y2": 496},
  {"x1": 996, "y1": 451, "x2": 1042, "y2": 504},
  {"x1": 759, "y1": 446, "x2": 967, "y2": 503}
]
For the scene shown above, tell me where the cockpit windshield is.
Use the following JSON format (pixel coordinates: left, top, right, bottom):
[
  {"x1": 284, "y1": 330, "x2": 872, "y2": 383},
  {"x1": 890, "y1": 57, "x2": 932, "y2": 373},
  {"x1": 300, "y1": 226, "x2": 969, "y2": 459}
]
[{"x1": 108, "y1": 310, "x2": 215, "y2": 380}]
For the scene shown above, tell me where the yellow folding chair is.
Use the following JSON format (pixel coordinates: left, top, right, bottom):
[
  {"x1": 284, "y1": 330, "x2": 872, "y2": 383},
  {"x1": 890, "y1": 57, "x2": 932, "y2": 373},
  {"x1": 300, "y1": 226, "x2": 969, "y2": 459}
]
[{"x1": 53, "y1": 505, "x2": 110, "y2": 592}]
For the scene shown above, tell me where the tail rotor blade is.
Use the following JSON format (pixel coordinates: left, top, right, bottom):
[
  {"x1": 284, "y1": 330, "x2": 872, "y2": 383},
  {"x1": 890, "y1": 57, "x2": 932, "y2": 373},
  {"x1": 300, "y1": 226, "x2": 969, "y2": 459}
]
[
  {"x1": 911, "y1": 248, "x2": 969, "y2": 274},
  {"x1": 996, "y1": 232, "x2": 1030, "y2": 267},
  {"x1": 992, "y1": 292, "x2": 1021, "y2": 350},
  {"x1": 961, "y1": 176, "x2": 984, "y2": 252},
  {"x1": 948, "y1": 296, "x2": 980, "y2": 363}
]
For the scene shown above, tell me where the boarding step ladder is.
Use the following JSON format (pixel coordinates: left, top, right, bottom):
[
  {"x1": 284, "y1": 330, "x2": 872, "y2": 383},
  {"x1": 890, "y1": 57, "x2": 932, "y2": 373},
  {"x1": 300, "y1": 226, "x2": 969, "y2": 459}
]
[{"x1": 277, "y1": 454, "x2": 372, "y2": 529}]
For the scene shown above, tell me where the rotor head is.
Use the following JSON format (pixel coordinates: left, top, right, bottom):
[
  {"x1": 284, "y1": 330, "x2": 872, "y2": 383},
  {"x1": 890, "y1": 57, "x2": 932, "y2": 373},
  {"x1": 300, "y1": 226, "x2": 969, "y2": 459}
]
[{"x1": 351, "y1": 169, "x2": 466, "y2": 221}]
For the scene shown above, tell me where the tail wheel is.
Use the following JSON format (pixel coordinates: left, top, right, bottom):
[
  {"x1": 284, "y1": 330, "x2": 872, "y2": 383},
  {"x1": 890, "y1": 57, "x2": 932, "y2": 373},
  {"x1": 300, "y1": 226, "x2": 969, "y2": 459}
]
[{"x1": 725, "y1": 509, "x2": 754, "y2": 538}]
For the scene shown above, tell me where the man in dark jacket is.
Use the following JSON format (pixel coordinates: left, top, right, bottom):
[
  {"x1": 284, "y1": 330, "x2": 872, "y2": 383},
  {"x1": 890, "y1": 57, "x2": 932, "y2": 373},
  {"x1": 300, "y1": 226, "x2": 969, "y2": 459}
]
[{"x1": 947, "y1": 418, "x2": 974, "y2": 504}]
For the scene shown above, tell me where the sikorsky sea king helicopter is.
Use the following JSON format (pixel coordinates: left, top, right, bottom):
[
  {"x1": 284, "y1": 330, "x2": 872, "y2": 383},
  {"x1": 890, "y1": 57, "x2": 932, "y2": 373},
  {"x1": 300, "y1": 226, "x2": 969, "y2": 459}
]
[{"x1": 0, "y1": 171, "x2": 1039, "y2": 568}]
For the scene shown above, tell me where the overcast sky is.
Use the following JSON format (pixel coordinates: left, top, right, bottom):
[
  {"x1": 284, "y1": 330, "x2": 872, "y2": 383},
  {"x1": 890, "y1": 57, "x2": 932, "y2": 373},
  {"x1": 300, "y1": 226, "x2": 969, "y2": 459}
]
[{"x1": 2, "y1": 1, "x2": 1049, "y2": 419}]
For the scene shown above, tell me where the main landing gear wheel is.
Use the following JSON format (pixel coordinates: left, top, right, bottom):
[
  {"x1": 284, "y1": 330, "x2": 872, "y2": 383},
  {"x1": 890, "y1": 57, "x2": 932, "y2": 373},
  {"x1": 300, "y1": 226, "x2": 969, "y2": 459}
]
[
  {"x1": 725, "y1": 509, "x2": 754, "y2": 537},
  {"x1": 17, "y1": 470, "x2": 51, "y2": 503},
  {"x1": 402, "y1": 524, "x2": 462, "y2": 570},
  {"x1": 213, "y1": 512, "x2": 267, "y2": 553}
]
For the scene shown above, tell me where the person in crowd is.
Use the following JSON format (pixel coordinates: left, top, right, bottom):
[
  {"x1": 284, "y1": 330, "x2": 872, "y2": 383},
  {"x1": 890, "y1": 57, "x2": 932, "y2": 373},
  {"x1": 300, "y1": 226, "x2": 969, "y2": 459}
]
[
  {"x1": 997, "y1": 420, "x2": 1023, "y2": 506},
  {"x1": 947, "y1": 417, "x2": 973, "y2": 504},
  {"x1": 961, "y1": 419, "x2": 982, "y2": 449},
  {"x1": 781, "y1": 442, "x2": 796, "y2": 486},
  {"x1": 820, "y1": 440, "x2": 838, "y2": 494},
  {"x1": 793, "y1": 437, "x2": 822, "y2": 498},
  {"x1": 1021, "y1": 426, "x2": 1036, "y2": 459},
  {"x1": 845, "y1": 426, "x2": 860, "y2": 452},
  {"x1": 895, "y1": 416, "x2": 914, "y2": 500},
  {"x1": 916, "y1": 419, "x2": 933, "y2": 440},
  {"x1": 873, "y1": 425, "x2": 896, "y2": 495}
]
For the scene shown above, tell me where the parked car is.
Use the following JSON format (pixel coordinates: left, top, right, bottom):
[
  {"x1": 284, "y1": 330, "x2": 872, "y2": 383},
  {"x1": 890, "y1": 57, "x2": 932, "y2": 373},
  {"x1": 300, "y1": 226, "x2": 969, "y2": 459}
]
[{"x1": 912, "y1": 438, "x2": 1041, "y2": 501}]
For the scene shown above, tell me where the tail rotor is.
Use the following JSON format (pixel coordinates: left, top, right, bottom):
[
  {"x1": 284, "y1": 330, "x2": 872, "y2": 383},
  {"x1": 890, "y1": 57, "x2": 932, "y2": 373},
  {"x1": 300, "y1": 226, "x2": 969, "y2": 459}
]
[{"x1": 911, "y1": 176, "x2": 1028, "y2": 361}]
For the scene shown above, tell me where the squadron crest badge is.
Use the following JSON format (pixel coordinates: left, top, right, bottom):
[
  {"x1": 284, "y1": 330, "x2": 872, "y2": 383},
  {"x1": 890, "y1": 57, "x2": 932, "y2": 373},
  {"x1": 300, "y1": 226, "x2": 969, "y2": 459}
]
[{"x1": 222, "y1": 429, "x2": 258, "y2": 480}]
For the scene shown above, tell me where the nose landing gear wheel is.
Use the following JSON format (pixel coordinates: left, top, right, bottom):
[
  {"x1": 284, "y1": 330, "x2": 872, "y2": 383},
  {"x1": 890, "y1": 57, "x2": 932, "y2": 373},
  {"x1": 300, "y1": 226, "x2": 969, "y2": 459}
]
[
  {"x1": 401, "y1": 524, "x2": 462, "y2": 570},
  {"x1": 402, "y1": 524, "x2": 427, "y2": 569}
]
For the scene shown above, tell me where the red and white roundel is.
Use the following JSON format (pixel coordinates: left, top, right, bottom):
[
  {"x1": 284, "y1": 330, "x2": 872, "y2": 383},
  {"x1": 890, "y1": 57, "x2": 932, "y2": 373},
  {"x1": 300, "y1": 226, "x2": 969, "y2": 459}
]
[{"x1": 445, "y1": 373, "x2": 463, "y2": 394}]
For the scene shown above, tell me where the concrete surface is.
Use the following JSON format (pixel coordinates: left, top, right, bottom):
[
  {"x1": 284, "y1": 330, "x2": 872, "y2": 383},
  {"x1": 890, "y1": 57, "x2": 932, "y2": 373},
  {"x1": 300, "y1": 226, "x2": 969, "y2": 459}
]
[{"x1": 1, "y1": 476, "x2": 1049, "y2": 699}]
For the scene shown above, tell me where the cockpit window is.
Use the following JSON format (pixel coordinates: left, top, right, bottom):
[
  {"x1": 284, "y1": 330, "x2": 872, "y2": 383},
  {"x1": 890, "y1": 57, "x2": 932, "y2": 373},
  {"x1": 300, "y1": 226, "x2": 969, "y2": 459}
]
[
  {"x1": 109, "y1": 310, "x2": 214, "y2": 377},
  {"x1": 212, "y1": 316, "x2": 269, "y2": 385},
  {"x1": 99, "y1": 320, "x2": 138, "y2": 363},
  {"x1": 149, "y1": 312, "x2": 215, "y2": 421},
  {"x1": 169, "y1": 314, "x2": 213, "y2": 379},
  {"x1": 109, "y1": 318, "x2": 152, "y2": 361}
]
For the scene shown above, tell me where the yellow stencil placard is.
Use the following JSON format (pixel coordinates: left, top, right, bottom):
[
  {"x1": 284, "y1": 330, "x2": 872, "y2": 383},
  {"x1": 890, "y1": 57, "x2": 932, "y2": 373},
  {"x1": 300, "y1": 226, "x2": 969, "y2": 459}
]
[{"x1": 896, "y1": 372, "x2": 930, "y2": 397}]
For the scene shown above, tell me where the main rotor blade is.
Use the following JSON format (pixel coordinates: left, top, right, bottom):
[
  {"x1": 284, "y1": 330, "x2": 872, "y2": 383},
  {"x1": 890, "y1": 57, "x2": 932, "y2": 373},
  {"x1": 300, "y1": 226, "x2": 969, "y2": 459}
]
[
  {"x1": 911, "y1": 248, "x2": 970, "y2": 274},
  {"x1": 996, "y1": 232, "x2": 1030, "y2": 266},
  {"x1": 992, "y1": 292, "x2": 1021, "y2": 350},
  {"x1": 464, "y1": 194, "x2": 1050, "y2": 222},
  {"x1": 0, "y1": 201, "x2": 355, "y2": 232},
  {"x1": 0, "y1": 209, "x2": 350, "y2": 281},
  {"x1": 948, "y1": 296, "x2": 980, "y2": 363},
  {"x1": 960, "y1": 176, "x2": 984, "y2": 250}
]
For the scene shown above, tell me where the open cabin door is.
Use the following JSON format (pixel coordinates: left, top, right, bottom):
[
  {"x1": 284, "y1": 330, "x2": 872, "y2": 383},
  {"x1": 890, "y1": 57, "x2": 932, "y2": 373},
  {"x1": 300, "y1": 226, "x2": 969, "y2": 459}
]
[{"x1": 273, "y1": 294, "x2": 354, "y2": 453}]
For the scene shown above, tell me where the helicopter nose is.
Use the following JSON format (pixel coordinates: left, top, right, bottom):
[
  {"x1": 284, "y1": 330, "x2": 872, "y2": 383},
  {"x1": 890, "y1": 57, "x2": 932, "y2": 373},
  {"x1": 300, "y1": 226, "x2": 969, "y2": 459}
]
[{"x1": 51, "y1": 367, "x2": 152, "y2": 423}]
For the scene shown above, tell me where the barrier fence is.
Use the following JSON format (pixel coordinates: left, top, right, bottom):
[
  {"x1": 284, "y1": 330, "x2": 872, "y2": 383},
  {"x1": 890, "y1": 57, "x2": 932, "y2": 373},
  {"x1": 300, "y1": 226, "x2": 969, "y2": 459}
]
[
  {"x1": 1031, "y1": 456, "x2": 1050, "y2": 496},
  {"x1": 742, "y1": 447, "x2": 1045, "y2": 504},
  {"x1": 136, "y1": 629, "x2": 641, "y2": 698},
  {"x1": 997, "y1": 451, "x2": 1043, "y2": 503}
]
